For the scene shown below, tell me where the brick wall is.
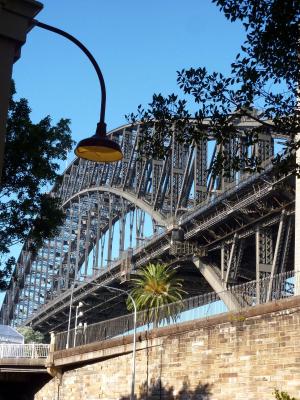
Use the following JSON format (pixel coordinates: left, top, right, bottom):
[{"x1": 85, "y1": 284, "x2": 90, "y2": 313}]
[{"x1": 35, "y1": 296, "x2": 300, "y2": 400}]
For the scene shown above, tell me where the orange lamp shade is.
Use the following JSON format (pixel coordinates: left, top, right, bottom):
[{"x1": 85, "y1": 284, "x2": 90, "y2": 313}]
[{"x1": 75, "y1": 135, "x2": 123, "y2": 163}]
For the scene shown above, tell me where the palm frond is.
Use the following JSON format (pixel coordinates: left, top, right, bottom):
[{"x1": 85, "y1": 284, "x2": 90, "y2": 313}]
[{"x1": 127, "y1": 263, "x2": 186, "y2": 325}]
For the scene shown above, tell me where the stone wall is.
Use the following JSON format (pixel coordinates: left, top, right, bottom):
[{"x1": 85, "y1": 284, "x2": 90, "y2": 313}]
[{"x1": 35, "y1": 296, "x2": 300, "y2": 400}]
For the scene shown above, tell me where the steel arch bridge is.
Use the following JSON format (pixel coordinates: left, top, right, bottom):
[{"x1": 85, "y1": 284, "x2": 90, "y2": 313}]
[{"x1": 0, "y1": 117, "x2": 295, "y2": 331}]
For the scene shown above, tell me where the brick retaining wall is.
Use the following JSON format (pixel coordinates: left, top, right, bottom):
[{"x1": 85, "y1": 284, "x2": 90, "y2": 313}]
[{"x1": 35, "y1": 296, "x2": 300, "y2": 400}]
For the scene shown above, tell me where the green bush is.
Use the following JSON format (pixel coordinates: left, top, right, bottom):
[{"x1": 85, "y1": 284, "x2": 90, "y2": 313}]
[
  {"x1": 274, "y1": 389, "x2": 298, "y2": 400},
  {"x1": 16, "y1": 327, "x2": 45, "y2": 343}
]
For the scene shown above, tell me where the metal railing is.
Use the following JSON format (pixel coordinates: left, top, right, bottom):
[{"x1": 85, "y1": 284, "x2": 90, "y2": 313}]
[
  {"x1": 0, "y1": 343, "x2": 49, "y2": 359},
  {"x1": 229, "y1": 270, "x2": 294, "y2": 306},
  {"x1": 54, "y1": 270, "x2": 294, "y2": 351}
]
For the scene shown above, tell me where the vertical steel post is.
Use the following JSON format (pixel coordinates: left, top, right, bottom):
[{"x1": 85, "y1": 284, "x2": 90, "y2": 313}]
[
  {"x1": 94, "y1": 202, "x2": 101, "y2": 275},
  {"x1": 255, "y1": 227, "x2": 260, "y2": 304},
  {"x1": 221, "y1": 244, "x2": 225, "y2": 283},
  {"x1": 266, "y1": 211, "x2": 285, "y2": 302},
  {"x1": 66, "y1": 284, "x2": 74, "y2": 349},
  {"x1": 107, "y1": 194, "x2": 113, "y2": 268}
]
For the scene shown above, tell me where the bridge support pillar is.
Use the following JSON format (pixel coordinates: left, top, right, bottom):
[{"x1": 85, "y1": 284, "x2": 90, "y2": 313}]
[
  {"x1": 192, "y1": 258, "x2": 241, "y2": 311},
  {"x1": 46, "y1": 366, "x2": 63, "y2": 383},
  {"x1": 46, "y1": 332, "x2": 63, "y2": 383}
]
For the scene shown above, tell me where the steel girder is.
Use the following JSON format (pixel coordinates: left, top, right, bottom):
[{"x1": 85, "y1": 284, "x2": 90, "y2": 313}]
[
  {"x1": 0, "y1": 118, "x2": 292, "y2": 329},
  {"x1": 11, "y1": 166, "x2": 295, "y2": 331}
]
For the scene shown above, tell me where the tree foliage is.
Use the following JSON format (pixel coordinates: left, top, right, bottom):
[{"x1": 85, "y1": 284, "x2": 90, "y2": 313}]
[
  {"x1": 16, "y1": 326, "x2": 45, "y2": 344},
  {"x1": 126, "y1": 0, "x2": 300, "y2": 176},
  {"x1": 274, "y1": 389, "x2": 298, "y2": 400},
  {"x1": 127, "y1": 263, "x2": 186, "y2": 324},
  {"x1": 0, "y1": 82, "x2": 73, "y2": 289}
]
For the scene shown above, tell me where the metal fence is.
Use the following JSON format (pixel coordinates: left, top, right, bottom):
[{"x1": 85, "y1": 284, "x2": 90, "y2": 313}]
[
  {"x1": 0, "y1": 343, "x2": 50, "y2": 358},
  {"x1": 55, "y1": 270, "x2": 294, "y2": 351},
  {"x1": 230, "y1": 270, "x2": 294, "y2": 306}
]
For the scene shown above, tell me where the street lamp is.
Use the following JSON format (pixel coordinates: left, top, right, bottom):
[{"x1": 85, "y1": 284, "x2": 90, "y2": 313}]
[
  {"x1": 66, "y1": 282, "x2": 75, "y2": 349},
  {"x1": 74, "y1": 301, "x2": 84, "y2": 347},
  {"x1": 32, "y1": 20, "x2": 123, "y2": 163},
  {"x1": 67, "y1": 283, "x2": 137, "y2": 400}
]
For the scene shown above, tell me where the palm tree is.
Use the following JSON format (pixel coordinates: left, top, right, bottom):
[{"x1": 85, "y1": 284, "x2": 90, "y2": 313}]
[{"x1": 127, "y1": 263, "x2": 186, "y2": 326}]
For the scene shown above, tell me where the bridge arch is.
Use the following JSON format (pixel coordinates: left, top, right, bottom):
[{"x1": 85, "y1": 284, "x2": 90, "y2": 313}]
[
  {"x1": 62, "y1": 186, "x2": 168, "y2": 228},
  {"x1": 1, "y1": 118, "x2": 277, "y2": 327}
]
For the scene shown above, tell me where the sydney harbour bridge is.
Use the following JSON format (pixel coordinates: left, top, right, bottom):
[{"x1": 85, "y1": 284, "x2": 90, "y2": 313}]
[{"x1": 0, "y1": 116, "x2": 296, "y2": 333}]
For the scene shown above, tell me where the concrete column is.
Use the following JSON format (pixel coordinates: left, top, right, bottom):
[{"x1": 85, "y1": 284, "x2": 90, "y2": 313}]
[
  {"x1": 193, "y1": 257, "x2": 241, "y2": 311},
  {"x1": 0, "y1": 0, "x2": 43, "y2": 180}
]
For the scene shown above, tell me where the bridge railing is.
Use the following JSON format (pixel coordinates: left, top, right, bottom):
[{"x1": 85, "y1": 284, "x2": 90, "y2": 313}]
[
  {"x1": 54, "y1": 270, "x2": 294, "y2": 351},
  {"x1": 0, "y1": 343, "x2": 49, "y2": 359}
]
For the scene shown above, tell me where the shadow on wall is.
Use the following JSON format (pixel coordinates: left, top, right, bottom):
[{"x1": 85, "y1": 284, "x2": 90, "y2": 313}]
[{"x1": 120, "y1": 378, "x2": 212, "y2": 400}]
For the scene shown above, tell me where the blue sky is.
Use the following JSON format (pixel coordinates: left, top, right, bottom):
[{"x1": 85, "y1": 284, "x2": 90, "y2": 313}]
[
  {"x1": 13, "y1": 0, "x2": 244, "y2": 153},
  {"x1": 3, "y1": 1, "x2": 246, "y2": 306}
]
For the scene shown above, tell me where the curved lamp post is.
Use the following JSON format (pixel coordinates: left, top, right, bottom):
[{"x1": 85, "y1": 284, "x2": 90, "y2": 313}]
[{"x1": 32, "y1": 20, "x2": 123, "y2": 163}]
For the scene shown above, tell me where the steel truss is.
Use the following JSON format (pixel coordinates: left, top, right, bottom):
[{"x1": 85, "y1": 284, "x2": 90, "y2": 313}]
[{"x1": 0, "y1": 117, "x2": 295, "y2": 331}]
